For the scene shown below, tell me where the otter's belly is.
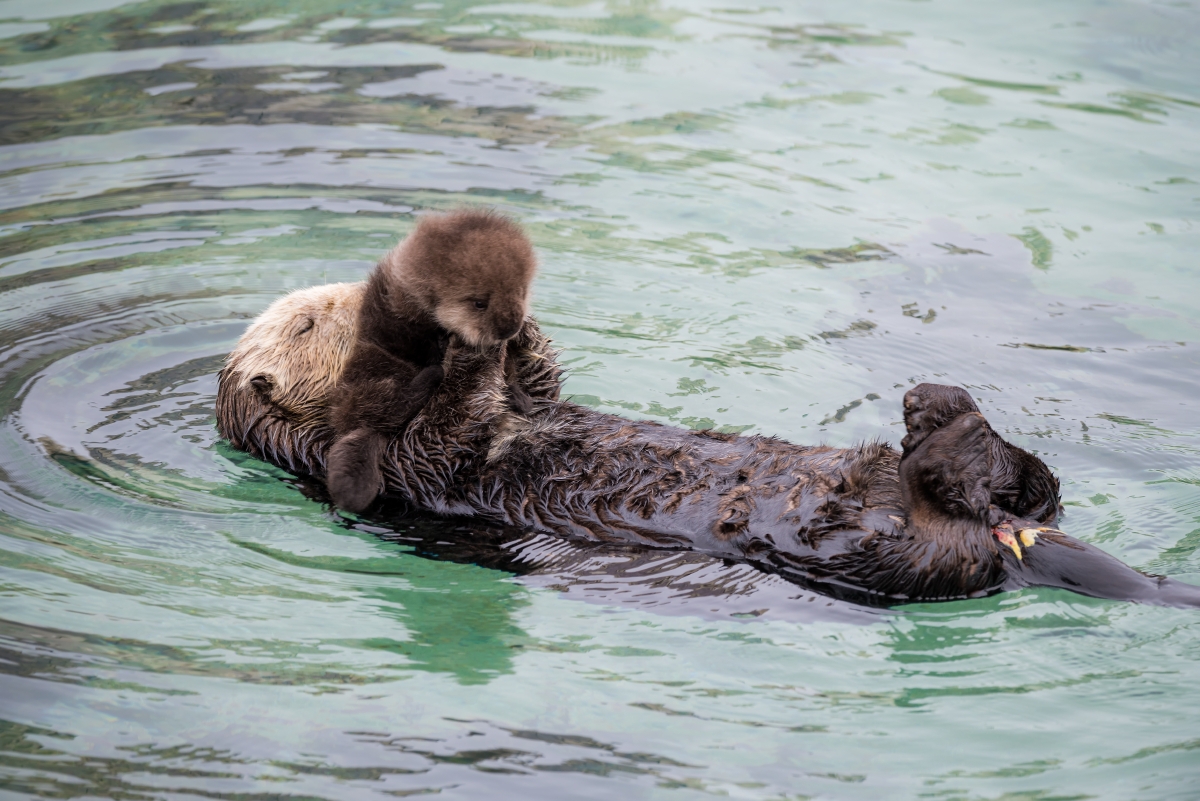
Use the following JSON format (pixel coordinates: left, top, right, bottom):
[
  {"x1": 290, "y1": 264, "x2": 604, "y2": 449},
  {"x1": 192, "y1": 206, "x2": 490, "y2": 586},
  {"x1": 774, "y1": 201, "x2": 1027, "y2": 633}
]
[{"x1": 405, "y1": 402, "x2": 905, "y2": 567}]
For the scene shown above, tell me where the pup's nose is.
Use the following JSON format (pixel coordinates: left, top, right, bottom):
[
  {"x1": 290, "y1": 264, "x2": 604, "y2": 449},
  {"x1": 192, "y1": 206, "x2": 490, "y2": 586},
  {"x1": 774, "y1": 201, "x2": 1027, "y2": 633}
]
[{"x1": 494, "y1": 315, "x2": 523, "y2": 341}]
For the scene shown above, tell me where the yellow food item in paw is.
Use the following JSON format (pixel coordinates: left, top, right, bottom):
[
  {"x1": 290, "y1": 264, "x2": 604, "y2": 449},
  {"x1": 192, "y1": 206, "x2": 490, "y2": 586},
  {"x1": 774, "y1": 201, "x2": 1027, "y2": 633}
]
[{"x1": 994, "y1": 528, "x2": 1023, "y2": 560}]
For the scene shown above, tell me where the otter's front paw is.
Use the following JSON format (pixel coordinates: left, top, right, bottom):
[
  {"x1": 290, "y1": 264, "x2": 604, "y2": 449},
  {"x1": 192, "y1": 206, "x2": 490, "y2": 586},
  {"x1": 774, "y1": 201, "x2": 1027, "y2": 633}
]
[
  {"x1": 901, "y1": 383, "x2": 981, "y2": 455},
  {"x1": 991, "y1": 519, "x2": 1064, "y2": 561},
  {"x1": 326, "y1": 430, "x2": 385, "y2": 514}
]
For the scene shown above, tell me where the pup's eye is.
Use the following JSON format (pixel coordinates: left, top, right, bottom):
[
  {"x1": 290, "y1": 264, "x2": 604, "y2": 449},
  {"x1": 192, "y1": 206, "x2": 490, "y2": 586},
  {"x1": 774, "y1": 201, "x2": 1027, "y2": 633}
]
[
  {"x1": 473, "y1": 299, "x2": 488, "y2": 311},
  {"x1": 296, "y1": 318, "x2": 314, "y2": 335}
]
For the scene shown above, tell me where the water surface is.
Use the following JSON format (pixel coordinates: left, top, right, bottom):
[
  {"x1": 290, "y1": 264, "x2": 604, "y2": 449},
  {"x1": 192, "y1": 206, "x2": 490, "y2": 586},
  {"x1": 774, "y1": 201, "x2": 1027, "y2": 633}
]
[{"x1": 1, "y1": 0, "x2": 1199, "y2": 798}]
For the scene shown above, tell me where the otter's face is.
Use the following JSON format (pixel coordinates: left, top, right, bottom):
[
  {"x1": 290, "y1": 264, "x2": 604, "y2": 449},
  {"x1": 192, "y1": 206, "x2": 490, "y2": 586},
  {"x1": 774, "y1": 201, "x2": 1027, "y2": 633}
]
[
  {"x1": 433, "y1": 273, "x2": 531, "y2": 348},
  {"x1": 227, "y1": 283, "x2": 364, "y2": 420},
  {"x1": 391, "y1": 209, "x2": 537, "y2": 349}
]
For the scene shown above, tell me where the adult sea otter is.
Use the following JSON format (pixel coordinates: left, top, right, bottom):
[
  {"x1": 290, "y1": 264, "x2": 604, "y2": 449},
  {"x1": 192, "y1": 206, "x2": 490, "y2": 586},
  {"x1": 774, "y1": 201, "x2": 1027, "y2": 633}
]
[{"x1": 216, "y1": 283, "x2": 1200, "y2": 608}]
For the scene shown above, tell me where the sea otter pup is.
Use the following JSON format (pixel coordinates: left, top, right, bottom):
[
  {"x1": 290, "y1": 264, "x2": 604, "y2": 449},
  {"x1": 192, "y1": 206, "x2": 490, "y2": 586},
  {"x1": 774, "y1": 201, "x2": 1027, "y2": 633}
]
[
  {"x1": 216, "y1": 286, "x2": 1200, "y2": 609},
  {"x1": 326, "y1": 209, "x2": 538, "y2": 513}
]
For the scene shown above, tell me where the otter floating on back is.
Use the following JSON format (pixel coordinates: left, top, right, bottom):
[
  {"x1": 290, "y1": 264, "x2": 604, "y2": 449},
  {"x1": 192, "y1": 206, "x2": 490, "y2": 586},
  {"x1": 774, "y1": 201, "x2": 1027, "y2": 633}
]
[{"x1": 217, "y1": 284, "x2": 1200, "y2": 609}]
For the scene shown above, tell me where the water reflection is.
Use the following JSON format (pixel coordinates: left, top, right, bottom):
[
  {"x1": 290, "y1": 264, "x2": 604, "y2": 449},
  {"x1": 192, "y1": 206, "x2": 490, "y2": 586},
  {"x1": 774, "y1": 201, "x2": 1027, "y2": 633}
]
[
  {"x1": 362, "y1": 505, "x2": 883, "y2": 625},
  {"x1": 236, "y1": 524, "x2": 537, "y2": 686}
]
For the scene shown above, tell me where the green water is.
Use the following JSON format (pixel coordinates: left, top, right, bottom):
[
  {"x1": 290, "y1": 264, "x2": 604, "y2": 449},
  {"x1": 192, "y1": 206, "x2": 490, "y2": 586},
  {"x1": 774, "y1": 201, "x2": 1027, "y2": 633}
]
[{"x1": 1, "y1": 0, "x2": 1199, "y2": 797}]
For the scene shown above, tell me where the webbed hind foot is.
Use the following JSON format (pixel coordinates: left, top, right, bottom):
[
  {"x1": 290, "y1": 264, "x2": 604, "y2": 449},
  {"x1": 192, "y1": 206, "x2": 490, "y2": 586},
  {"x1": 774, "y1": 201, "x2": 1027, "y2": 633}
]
[
  {"x1": 902, "y1": 384, "x2": 1061, "y2": 524},
  {"x1": 901, "y1": 383, "x2": 980, "y2": 454},
  {"x1": 900, "y1": 411, "x2": 994, "y2": 527}
]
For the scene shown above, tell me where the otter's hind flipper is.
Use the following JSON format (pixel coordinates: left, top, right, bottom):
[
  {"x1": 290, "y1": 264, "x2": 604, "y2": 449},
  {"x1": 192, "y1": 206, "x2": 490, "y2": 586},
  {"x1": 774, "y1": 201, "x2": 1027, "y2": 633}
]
[
  {"x1": 900, "y1": 411, "x2": 994, "y2": 527},
  {"x1": 986, "y1": 438, "x2": 1061, "y2": 525},
  {"x1": 902, "y1": 383, "x2": 980, "y2": 454},
  {"x1": 902, "y1": 384, "x2": 1061, "y2": 523},
  {"x1": 327, "y1": 428, "x2": 387, "y2": 514}
]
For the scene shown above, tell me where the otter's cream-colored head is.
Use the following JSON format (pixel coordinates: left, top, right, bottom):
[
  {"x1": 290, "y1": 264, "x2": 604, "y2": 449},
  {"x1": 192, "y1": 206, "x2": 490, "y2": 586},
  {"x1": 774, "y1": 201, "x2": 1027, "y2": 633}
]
[
  {"x1": 382, "y1": 209, "x2": 536, "y2": 348},
  {"x1": 225, "y1": 282, "x2": 364, "y2": 424}
]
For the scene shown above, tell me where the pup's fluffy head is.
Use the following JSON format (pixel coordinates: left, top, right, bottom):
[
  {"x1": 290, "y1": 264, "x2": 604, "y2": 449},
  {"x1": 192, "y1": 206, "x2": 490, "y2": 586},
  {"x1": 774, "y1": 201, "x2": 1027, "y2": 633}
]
[
  {"x1": 225, "y1": 282, "x2": 364, "y2": 424},
  {"x1": 383, "y1": 209, "x2": 536, "y2": 347}
]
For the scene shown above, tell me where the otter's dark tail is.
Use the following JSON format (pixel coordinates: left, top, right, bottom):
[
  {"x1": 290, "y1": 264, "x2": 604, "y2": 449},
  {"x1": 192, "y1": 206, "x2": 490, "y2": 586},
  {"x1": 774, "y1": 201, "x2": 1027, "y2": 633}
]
[{"x1": 1003, "y1": 531, "x2": 1200, "y2": 609}]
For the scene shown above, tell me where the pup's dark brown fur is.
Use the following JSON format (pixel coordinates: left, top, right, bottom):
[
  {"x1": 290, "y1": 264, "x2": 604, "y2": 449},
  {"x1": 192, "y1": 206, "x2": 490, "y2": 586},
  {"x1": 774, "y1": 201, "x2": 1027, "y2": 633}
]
[{"x1": 326, "y1": 209, "x2": 537, "y2": 513}]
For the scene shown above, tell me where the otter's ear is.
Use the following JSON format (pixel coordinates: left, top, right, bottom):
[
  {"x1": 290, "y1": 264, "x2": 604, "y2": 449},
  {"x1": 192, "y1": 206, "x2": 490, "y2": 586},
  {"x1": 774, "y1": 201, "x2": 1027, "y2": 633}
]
[
  {"x1": 295, "y1": 317, "x2": 314, "y2": 336},
  {"x1": 250, "y1": 375, "x2": 273, "y2": 395}
]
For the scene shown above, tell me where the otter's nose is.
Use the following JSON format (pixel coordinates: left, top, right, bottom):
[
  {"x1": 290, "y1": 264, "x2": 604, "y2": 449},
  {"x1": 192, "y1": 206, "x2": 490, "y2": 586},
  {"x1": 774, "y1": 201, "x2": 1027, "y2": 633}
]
[{"x1": 494, "y1": 315, "x2": 523, "y2": 341}]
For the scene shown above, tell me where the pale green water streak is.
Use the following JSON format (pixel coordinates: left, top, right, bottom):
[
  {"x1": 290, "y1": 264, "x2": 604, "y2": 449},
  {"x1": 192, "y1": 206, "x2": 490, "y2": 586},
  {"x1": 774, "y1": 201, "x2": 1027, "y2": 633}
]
[{"x1": 1, "y1": 0, "x2": 1198, "y2": 798}]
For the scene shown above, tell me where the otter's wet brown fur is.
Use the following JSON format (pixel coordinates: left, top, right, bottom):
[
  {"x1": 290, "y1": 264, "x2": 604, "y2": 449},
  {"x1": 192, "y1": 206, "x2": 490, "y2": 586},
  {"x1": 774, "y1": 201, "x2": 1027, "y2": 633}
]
[
  {"x1": 217, "y1": 286, "x2": 1200, "y2": 608},
  {"x1": 326, "y1": 210, "x2": 538, "y2": 513}
]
